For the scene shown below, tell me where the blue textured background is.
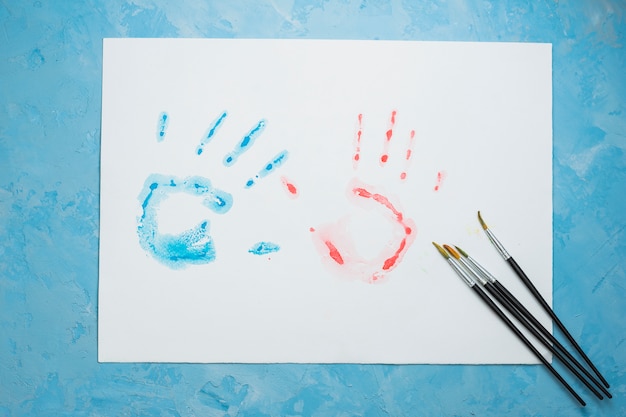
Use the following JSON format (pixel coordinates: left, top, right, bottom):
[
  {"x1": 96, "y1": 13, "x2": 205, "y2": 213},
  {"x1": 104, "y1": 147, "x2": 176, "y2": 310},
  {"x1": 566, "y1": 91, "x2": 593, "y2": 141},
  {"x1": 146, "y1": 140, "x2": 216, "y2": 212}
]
[{"x1": 1, "y1": 1, "x2": 624, "y2": 415}]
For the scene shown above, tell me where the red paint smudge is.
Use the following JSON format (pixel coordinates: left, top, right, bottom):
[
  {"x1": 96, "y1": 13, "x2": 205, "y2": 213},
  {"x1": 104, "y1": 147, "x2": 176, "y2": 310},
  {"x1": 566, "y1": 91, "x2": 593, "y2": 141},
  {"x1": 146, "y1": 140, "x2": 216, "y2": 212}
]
[
  {"x1": 354, "y1": 187, "x2": 403, "y2": 222},
  {"x1": 353, "y1": 114, "x2": 363, "y2": 169},
  {"x1": 434, "y1": 171, "x2": 446, "y2": 191},
  {"x1": 406, "y1": 132, "x2": 415, "y2": 158},
  {"x1": 380, "y1": 110, "x2": 396, "y2": 166},
  {"x1": 280, "y1": 176, "x2": 299, "y2": 198},
  {"x1": 309, "y1": 227, "x2": 316, "y2": 232},
  {"x1": 325, "y1": 240, "x2": 344, "y2": 265},
  {"x1": 382, "y1": 237, "x2": 407, "y2": 270},
  {"x1": 400, "y1": 130, "x2": 416, "y2": 181}
]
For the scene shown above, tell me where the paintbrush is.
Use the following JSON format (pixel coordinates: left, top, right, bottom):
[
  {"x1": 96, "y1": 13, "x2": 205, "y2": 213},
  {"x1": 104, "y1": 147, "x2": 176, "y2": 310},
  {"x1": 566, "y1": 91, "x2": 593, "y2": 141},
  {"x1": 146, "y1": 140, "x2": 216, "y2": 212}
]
[
  {"x1": 477, "y1": 211, "x2": 610, "y2": 389},
  {"x1": 432, "y1": 242, "x2": 586, "y2": 407},
  {"x1": 445, "y1": 245, "x2": 608, "y2": 400},
  {"x1": 454, "y1": 245, "x2": 612, "y2": 399}
]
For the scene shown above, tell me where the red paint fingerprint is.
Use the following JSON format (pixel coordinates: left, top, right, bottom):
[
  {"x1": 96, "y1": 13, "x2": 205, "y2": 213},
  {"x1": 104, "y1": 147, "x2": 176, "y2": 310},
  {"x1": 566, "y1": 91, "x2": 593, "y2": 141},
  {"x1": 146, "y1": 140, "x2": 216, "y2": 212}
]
[
  {"x1": 380, "y1": 110, "x2": 397, "y2": 166},
  {"x1": 325, "y1": 240, "x2": 344, "y2": 265},
  {"x1": 434, "y1": 171, "x2": 446, "y2": 191},
  {"x1": 280, "y1": 176, "x2": 299, "y2": 198},
  {"x1": 353, "y1": 114, "x2": 363, "y2": 169},
  {"x1": 400, "y1": 130, "x2": 416, "y2": 181}
]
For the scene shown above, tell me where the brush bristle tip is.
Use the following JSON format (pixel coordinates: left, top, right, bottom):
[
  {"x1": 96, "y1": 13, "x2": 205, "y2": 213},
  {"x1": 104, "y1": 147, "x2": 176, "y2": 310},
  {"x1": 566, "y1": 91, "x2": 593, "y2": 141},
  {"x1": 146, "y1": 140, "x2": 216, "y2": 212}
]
[
  {"x1": 455, "y1": 246, "x2": 469, "y2": 257},
  {"x1": 443, "y1": 244, "x2": 461, "y2": 259},
  {"x1": 477, "y1": 211, "x2": 488, "y2": 230},
  {"x1": 432, "y1": 242, "x2": 449, "y2": 259}
]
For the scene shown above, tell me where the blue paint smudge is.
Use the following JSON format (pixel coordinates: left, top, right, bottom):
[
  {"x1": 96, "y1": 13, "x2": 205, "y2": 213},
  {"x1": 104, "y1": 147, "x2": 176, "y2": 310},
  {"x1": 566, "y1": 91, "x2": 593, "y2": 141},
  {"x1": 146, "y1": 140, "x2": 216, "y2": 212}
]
[
  {"x1": 156, "y1": 112, "x2": 169, "y2": 142},
  {"x1": 196, "y1": 111, "x2": 228, "y2": 155},
  {"x1": 248, "y1": 241, "x2": 280, "y2": 255},
  {"x1": 245, "y1": 150, "x2": 289, "y2": 188},
  {"x1": 223, "y1": 119, "x2": 266, "y2": 166},
  {"x1": 137, "y1": 174, "x2": 233, "y2": 268}
]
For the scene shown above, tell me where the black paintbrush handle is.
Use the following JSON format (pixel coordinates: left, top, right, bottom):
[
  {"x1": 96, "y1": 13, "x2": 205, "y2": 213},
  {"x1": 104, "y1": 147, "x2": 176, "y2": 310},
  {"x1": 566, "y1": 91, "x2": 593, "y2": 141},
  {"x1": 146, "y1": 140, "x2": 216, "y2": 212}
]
[
  {"x1": 507, "y1": 257, "x2": 610, "y2": 389},
  {"x1": 471, "y1": 285, "x2": 586, "y2": 407},
  {"x1": 493, "y1": 280, "x2": 611, "y2": 398},
  {"x1": 484, "y1": 283, "x2": 604, "y2": 400}
]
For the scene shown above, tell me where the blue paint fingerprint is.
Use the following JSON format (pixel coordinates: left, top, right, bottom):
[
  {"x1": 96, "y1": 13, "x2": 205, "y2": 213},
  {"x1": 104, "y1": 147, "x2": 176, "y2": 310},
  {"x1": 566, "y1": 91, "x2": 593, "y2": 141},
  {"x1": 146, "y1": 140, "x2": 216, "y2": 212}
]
[
  {"x1": 223, "y1": 119, "x2": 266, "y2": 166},
  {"x1": 137, "y1": 174, "x2": 233, "y2": 268},
  {"x1": 245, "y1": 150, "x2": 289, "y2": 188},
  {"x1": 156, "y1": 112, "x2": 169, "y2": 142},
  {"x1": 196, "y1": 111, "x2": 228, "y2": 155},
  {"x1": 248, "y1": 241, "x2": 280, "y2": 255}
]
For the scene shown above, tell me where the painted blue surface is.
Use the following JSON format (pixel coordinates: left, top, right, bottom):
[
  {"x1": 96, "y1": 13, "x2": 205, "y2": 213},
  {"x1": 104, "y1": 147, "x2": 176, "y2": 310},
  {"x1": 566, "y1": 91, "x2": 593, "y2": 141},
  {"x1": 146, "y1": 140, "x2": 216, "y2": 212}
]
[{"x1": 0, "y1": 0, "x2": 625, "y2": 416}]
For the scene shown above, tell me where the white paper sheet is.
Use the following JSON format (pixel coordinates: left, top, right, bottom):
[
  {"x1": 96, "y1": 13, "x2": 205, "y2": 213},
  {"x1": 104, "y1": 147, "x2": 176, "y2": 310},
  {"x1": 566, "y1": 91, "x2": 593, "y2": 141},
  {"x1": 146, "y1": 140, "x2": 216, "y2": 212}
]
[{"x1": 98, "y1": 39, "x2": 552, "y2": 364}]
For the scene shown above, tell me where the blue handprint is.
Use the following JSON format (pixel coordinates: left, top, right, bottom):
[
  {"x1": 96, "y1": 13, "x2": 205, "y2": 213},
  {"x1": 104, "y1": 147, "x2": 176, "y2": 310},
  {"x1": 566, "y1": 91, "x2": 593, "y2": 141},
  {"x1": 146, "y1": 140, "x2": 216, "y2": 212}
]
[{"x1": 138, "y1": 111, "x2": 289, "y2": 268}]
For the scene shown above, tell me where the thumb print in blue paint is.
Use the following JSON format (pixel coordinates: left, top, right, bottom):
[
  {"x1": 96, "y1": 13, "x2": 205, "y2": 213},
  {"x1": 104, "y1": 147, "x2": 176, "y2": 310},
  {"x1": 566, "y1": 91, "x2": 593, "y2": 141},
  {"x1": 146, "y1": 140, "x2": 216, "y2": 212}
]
[{"x1": 137, "y1": 174, "x2": 233, "y2": 268}]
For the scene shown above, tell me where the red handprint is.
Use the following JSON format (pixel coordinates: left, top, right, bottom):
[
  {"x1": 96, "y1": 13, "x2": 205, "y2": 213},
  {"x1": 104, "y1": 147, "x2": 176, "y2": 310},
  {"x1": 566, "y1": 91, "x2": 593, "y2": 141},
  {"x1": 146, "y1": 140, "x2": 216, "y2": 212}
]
[{"x1": 311, "y1": 111, "x2": 417, "y2": 283}]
